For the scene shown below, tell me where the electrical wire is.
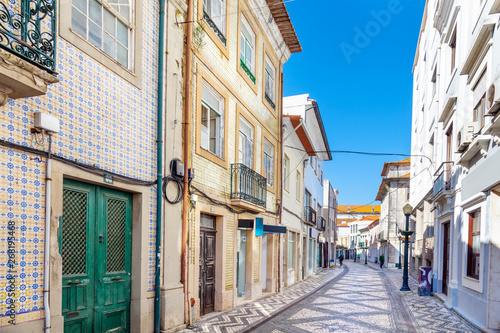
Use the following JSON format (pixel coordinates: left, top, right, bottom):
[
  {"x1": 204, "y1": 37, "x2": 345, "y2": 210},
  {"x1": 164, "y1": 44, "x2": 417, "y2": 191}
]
[
  {"x1": 0, "y1": 139, "x2": 156, "y2": 186},
  {"x1": 163, "y1": 175, "x2": 183, "y2": 204},
  {"x1": 177, "y1": 0, "x2": 296, "y2": 25}
]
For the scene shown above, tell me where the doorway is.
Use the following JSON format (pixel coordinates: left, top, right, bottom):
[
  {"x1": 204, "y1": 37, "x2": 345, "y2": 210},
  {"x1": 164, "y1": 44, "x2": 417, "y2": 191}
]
[
  {"x1": 261, "y1": 234, "x2": 268, "y2": 291},
  {"x1": 199, "y1": 214, "x2": 216, "y2": 316},
  {"x1": 442, "y1": 222, "x2": 450, "y2": 295},
  {"x1": 61, "y1": 179, "x2": 132, "y2": 332},
  {"x1": 237, "y1": 229, "x2": 247, "y2": 298}
]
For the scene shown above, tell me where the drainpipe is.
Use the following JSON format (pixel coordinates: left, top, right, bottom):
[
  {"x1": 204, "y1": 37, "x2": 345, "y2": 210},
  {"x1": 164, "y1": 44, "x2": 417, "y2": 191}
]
[
  {"x1": 277, "y1": 71, "x2": 284, "y2": 292},
  {"x1": 181, "y1": 0, "x2": 193, "y2": 325},
  {"x1": 154, "y1": 0, "x2": 166, "y2": 330},
  {"x1": 44, "y1": 134, "x2": 53, "y2": 333}
]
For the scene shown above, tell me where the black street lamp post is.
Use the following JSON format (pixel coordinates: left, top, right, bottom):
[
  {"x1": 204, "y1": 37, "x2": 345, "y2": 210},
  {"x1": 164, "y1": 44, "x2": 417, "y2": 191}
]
[
  {"x1": 364, "y1": 247, "x2": 368, "y2": 264},
  {"x1": 399, "y1": 238, "x2": 402, "y2": 269},
  {"x1": 400, "y1": 203, "x2": 414, "y2": 291}
]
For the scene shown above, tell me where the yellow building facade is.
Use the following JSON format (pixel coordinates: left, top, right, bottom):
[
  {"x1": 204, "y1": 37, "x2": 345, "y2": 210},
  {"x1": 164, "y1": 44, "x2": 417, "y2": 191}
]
[{"x1": 184, "y1": 0, "x2": 300, "y2": 320}]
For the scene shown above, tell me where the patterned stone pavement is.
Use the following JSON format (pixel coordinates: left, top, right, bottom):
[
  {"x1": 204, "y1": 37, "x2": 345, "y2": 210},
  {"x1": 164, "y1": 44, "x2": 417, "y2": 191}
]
[
  {"x1": 179, "y1": 267, "x2": 346, "y2": 333},
  {"x1": 180, "y1": 261, "x2": 481, "y2": 333}
]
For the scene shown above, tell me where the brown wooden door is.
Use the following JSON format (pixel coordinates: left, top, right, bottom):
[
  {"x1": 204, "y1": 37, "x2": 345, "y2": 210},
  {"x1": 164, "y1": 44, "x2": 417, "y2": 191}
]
[
  {"x1": 443, "y1": 223, "x2": 450, "y2": 295},
  {"x1": 199, "y1": 228, "x2": 216, "y2": 316}
]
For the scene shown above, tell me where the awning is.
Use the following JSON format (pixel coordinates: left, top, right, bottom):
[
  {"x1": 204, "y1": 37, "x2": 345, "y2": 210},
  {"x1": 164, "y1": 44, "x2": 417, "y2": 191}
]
[{"x1": 263, "y1": 225, "x2": 287, "y2": 234}]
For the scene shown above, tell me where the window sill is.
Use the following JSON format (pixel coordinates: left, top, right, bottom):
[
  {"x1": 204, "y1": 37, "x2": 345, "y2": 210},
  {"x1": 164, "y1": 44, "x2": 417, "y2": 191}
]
[
  {"x1": 462, "y1": 275, "x2": 482, "y2": 293},
  {"x1": 195, "y1": 146, "x2": 227, "y2": 169},
  {"x1": 60, "y1": 28, "x2": 142, "y2": 88}
]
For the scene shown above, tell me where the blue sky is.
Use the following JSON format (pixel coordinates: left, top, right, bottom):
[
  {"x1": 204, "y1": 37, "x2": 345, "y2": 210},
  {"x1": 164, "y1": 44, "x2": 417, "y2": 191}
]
[{"x1": 283, "y1": 0, "x2": 426, "y2": 205}]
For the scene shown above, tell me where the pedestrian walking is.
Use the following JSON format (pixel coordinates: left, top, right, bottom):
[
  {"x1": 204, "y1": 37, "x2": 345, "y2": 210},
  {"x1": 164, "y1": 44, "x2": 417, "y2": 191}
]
[
  {"x1": 339, "y1": 254, "x2": 344, "y2": 267},
  {"x1": 379, "y1": 254, "x2": 385, "y2": 268}
]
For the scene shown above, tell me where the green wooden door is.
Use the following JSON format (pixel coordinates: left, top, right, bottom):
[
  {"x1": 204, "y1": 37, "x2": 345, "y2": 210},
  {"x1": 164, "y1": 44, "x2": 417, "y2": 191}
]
[{"x1": 62, "y1": 180, "x2": 132, "y2": 332}]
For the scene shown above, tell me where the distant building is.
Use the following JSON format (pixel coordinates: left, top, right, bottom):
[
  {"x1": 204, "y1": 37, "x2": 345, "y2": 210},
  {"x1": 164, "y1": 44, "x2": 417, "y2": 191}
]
[
  {"x1": 375, "y1": 158, "x2": 411, "y2": 268},
  {"x1": 336, "y1": 205, "x2": 380, "y2": 260},
  {"x1": 283, "y1": 94, "x2": 332, "y2": 278}
]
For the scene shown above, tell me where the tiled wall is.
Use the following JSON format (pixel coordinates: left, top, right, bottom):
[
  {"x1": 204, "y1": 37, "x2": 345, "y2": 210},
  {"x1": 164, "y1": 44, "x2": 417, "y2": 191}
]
[{"x1": 0, "y1": 0, "x2": 160, "y2": 323}]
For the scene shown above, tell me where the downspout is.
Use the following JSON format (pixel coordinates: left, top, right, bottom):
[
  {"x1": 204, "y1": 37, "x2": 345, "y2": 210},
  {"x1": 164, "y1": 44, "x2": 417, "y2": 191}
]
[
  {"x1": 154, "y1": 0, "x2": 166, "y2": 330},
  {"x1": 181, "y1": 0, "x2": 193, "y2": 325},
  {"x1": 44, "y1": 134, "x2": 53, "y2": 333},
  {"x1": 277, "y1": 71, "x2": 284, "y2": 292}
]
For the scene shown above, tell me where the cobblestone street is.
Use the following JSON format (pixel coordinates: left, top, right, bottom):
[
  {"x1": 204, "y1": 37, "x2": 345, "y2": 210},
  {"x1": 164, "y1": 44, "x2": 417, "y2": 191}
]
[{"x1": 182, "y1": 261, "x2": 480, "y2": 333}]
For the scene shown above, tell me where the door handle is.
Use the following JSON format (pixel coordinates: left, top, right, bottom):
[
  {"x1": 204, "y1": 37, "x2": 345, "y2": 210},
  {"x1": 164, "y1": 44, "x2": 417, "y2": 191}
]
[
  {"x1": 67, "y1": 280, "x2": 81, "y2": 285},
  {"x1": 99, "y1": 235, "x2": 103, "y2": 243},
  {"x1": 111, "y1": 277, "x2": 122, "y2": 281}
]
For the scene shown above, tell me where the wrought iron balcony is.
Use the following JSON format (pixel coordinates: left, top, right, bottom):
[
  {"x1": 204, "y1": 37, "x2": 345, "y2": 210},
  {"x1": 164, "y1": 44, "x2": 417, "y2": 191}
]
[
  {"x1": 318, "y1": 216, "x2": 326, "y2": 231},
  {"x1": 265, "y1": 93, "x2": 275, "y2": 109},
  {"x1": 230, "y1": 163, "x2": 266, "y2": 210},
  {"x1": 240, "y1": 59, "x2": 256, "y2": 83},
  {"x1": 203, "y1": 10, "x2": 226, "y2": 46},
  {"x1": 433, "y1": 162, "x2": 453, "y2": 198},
  {"x1": 304, "y1": 206, "x2": 316, "y2": 226},
  {"x1": 0, "y1": 0, "x2": 56, "y2": 73}
]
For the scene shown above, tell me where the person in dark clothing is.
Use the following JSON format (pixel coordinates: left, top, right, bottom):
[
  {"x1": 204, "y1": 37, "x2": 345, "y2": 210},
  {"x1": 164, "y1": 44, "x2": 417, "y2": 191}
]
[
  {"x1": 339, "y1": 254, "x2": 344, "y2": 267},
  {"x1": 379, "y1": 254, "x2": 385, "y2": 268}
]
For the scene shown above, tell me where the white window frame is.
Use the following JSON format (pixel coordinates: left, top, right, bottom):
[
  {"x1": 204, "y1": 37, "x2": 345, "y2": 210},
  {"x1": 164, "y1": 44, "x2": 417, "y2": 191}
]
[
  {"x1": 201, "y1": 82, "x2": 225, "y2": 158},
  {"x1": 288, "y1": 232, "x2": 294, "y2": 269},
  {"x1": 263, "y1": 139, "x2": 274, "y2": 187},
  {"x1": 295, "y1": 171, "x2": 301, "y2": 202},
  {"x1": 264, "y1": 56, "x2": 275, "y2": 106},
  {"x1": 238, "y1": 116, "x2": 253, "y2": 168},
  {"x1": 71, "y1": 0, "x2": 133, "y2": 69},
  {"x1": 461, "y1": 195, "x2": 486, "y2": 293},
  {"x1": 61, "y1": 0, "x2": 141, "y2": 85},
  {"x1": 284, "y1": 154, "x2": 290, "y2": 192},
  {"x1": 240, "y1": 15, "x2": 255, "y2": 76},
  {"x1": 203, "y1": 0, "x2": 226, "y2": 41}
]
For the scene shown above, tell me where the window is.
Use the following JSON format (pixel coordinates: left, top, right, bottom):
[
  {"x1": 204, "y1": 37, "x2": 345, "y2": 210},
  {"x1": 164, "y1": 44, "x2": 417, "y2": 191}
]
[
  {"x1": 240, "y1": 15, "x2": 255, "y2": 83},
  {"x1": 473, "y1": 95, "x2": 486, "y2": 129},
  {"x1": 450, "y1": 30, "x2": 456, "y2": 73},
  {"x1": 203, "y1": 0, "x2": 226, "y2": 45},
  {"x1": 264, "y1": 57, "x2": 276, "y2": 109},
  {"x1": 288, "y1": 232, "x2": 294, "y2": 268},
  {"x1": 467, "y1": 211, "x2": 481, "y2": 279},
  {"x1": 431, "y1": 68, "x2": 437, "y2": 97},
  {"x1": 263, "y1": 139, "x2": 274, "y2": 187},
  {"x1": 201, "y1": 82, "x2": 224, "y2": 158},
  {"x1": 320, "y1": 171, "x2": 323, "y2": 185},
  {"x1": 295, "y1": 171, "x2": 300, "y2": 201},
  {"x1": 284, "y1": 155, "x2": 290, "y2": 192},
  {"x1": 238, "y1": 116, "x2": 253, "y2": 168},
  {"x1": 71, "y1": 0, "x2": 132, "y2": 68}
]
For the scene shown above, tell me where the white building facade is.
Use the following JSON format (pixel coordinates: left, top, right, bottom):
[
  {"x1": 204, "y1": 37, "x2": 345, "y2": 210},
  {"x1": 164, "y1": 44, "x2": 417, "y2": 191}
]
[
  {"x1": 411, "y1": 1, "x2": 500, "y2": 330},
  {"x1": 283, "y1": 94, "x2": 331, "y2": 278}
]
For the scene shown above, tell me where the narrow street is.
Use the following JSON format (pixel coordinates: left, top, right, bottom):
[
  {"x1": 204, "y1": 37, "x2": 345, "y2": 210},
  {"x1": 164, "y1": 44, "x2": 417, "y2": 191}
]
[{"x1": 184, "y1": 262, "x2": 480, "y2": 333}]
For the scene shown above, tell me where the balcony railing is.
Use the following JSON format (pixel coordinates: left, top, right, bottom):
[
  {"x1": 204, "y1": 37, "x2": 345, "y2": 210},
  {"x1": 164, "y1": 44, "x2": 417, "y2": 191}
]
[
  {"x1": 304, "y1": 206, "x2": 316, "y2": 226},
  {"x1": 230, "y1": 163, "x2": 266, "y2": 208},
  {"x1": 265, "y1": 93, "x2": 275, "y2": 109},
  {"x1": 433, "y1": 162, "x2": 453, "y2": 197},
  {"x1": 0, "y1": 0, "x2": 57, "y2": 73},
  {"x1": 203, "y1": 10, "x2": 226, "y2": 46},
  {"x1": 318, "y1": 217, "x2": 326, "y2": 230}
]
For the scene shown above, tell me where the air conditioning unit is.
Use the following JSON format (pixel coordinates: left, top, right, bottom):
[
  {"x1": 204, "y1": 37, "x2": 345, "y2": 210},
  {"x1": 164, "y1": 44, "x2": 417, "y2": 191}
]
[
  {"x1": 456, "y1": 124, "x2": 473, "y2": 153},
  {"x1": 486, "y1": 83, "x2": 500, "y2": 115},
  {"x1": 467, "y1": 121, "x2": 479, "y2": 136}
]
